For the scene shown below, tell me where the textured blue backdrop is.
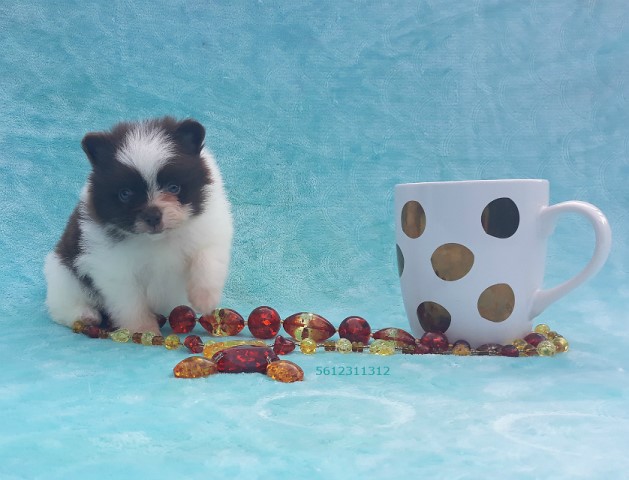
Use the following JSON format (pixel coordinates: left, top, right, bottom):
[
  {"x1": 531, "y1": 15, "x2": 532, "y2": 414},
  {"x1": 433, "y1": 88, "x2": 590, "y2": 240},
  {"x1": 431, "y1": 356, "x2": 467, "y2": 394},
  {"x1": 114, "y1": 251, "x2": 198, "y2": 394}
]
[{"x1": 1, "y1": 1, "x2": 628, "y2": 478}]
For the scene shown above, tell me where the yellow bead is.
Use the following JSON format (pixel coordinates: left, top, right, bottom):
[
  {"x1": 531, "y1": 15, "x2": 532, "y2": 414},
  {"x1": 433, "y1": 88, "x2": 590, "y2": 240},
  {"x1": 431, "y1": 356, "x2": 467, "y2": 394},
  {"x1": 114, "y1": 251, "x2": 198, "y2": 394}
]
[
  {"x1": 266, "y1": 360, "x2": 304, "y2": 383},
  {"x1": 72, "y1": 320, "x2": 85, "y2": 333},
  {"x1": 552, "y1": 336, "x2": 569, "y2": 353},
  {"x1": 110, "y1": 328, "x2": 131, "y2": 343},
  {"x1": 537, "y1": 340, "x2": 557, "y2": 356},
  {"x1": 379, "y1": 341, "x2": 395, "y2": 355},
  {"x1": 546, "y1": 331, "x2": 559, "y2": 340},
  {"x1": 164, "y1": 334, "x2": 181, "y2": 350},
  {"x1": 534, "y1": 324, "x2": 551, "y2": 335},
  {"x1": 512, "y1": 338, "x2": 528, "y2": 351},
  {"x1": 140, "y1": 332, "x2": 155, "y2": 346},
  {"x1": 369, "y1": 339, "x2": 395, "y2": 355},
  {"x1": 452, "y1": 343, "x2": 471, "y2": 356},
  {"x1": 336, "y1": 338, "x2": 353, "y2": 354},
  {"x1": 300, "y1": 338, "x2": 317, "y2": 354},
  {"x1": 369, "y1": 339, "x2": 384, "y2": 354}
]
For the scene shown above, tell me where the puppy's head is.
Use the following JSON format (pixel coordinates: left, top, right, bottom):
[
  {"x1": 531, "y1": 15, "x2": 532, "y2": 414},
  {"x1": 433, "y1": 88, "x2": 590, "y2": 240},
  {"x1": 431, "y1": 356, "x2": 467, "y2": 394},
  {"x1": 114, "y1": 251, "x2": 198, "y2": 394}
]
[{"x1": 81, "y1": 117, "x2": 211, "y2": 236}]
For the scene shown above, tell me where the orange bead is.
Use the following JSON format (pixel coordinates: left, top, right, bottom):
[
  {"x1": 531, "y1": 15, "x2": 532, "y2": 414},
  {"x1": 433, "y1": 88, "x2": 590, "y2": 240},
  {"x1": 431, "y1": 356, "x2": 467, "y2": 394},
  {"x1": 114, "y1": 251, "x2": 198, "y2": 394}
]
[
  {"x1": 283, "y1": 312, "x2": 336, "y2": 342},
  {"x1": 173, "y1": 356, "x2": 218, "y2": 378},
  {"x1": 266, "y1": 360, "x2": 304, "y2": 383}
]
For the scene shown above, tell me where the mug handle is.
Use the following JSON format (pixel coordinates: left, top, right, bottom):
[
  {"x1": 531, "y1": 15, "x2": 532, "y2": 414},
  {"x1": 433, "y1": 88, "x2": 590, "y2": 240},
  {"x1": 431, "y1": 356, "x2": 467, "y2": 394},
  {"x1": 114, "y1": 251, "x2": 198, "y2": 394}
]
[{"x1": 530, "y1": 201, "x2": 612, "y2": 318}]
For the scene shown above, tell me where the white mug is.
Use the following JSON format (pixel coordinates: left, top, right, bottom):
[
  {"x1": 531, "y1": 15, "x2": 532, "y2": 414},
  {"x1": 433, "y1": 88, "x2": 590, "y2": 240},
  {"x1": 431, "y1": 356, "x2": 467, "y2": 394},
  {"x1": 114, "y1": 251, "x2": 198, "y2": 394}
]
[{"x1": 395, "y1": 179, "x2": 612, "y2": 347}]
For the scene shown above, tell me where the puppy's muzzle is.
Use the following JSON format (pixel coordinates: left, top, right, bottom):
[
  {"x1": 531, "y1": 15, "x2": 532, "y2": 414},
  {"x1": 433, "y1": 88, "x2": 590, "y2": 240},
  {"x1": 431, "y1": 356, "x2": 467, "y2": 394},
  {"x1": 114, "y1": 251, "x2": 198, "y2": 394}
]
[{"x1": 139, "y1": 206, "x2": 163, "y2": 233}]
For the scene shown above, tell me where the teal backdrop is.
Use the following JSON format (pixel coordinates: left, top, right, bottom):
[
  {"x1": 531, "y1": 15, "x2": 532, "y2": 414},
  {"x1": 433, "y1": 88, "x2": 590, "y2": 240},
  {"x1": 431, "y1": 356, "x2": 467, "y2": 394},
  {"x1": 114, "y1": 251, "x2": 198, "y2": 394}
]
[{"x1": 1, "y1": 1, "x2": 628, "y2": 478}]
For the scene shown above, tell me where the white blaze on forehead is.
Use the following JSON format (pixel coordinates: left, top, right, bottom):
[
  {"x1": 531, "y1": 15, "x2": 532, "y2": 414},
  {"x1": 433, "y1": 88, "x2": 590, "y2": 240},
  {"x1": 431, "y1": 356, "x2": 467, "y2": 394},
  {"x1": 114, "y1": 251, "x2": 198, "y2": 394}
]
[{"x1": 115, "y1": 123, "x2": 174, "y2": 190}]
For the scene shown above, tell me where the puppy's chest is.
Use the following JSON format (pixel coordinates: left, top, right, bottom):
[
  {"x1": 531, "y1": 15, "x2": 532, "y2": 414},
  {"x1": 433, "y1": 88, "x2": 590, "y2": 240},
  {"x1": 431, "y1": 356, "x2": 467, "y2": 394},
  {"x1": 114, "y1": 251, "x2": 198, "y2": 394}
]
[{"x1": 83, "y1": 236, "x2": 190, "y2": 289}]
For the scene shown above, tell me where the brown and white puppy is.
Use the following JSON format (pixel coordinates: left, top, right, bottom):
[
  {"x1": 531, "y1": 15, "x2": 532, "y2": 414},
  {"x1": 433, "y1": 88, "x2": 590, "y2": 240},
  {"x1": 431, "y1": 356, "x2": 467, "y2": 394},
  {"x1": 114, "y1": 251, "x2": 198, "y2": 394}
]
[{"x1": 44, "y1": 117, "x2": 233, "y2": 334}]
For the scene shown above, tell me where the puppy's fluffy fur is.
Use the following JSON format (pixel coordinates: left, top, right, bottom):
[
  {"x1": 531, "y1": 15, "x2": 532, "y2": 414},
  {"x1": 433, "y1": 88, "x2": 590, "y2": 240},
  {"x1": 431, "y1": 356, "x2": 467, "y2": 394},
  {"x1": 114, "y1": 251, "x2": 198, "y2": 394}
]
[{"x1": 44, "y1": 117, "x2": 233, "y2": 334}]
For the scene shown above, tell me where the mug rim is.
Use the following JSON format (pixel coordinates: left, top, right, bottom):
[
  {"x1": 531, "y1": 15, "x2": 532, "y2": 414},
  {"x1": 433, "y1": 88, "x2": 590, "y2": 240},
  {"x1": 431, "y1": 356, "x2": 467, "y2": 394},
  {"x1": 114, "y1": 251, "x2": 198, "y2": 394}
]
[{"x1": 395, "y1": 178, "x2": 548, "y2": 189}]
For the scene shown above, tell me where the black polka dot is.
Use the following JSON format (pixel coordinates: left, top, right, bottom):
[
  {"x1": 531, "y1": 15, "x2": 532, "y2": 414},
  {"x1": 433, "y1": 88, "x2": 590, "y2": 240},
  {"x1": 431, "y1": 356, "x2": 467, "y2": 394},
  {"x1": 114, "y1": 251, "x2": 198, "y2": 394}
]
[{"x1": 481, "y1": 197, "x2": 519, "y2": 238}]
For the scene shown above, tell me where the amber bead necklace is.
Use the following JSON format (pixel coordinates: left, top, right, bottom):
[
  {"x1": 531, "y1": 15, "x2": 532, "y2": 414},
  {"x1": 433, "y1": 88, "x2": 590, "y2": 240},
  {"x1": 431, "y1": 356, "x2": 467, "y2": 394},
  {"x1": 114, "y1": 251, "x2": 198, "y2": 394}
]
[{"x1": 71, "y1": 305, "x2": 570, "y2": 383}]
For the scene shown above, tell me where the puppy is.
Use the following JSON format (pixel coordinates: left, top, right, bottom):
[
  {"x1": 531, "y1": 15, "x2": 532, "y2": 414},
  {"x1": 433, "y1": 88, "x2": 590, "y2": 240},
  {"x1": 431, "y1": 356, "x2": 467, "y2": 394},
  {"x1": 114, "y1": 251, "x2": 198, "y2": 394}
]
[{"x1": 44, "y1": 117, "x2": 233, "y2": 334}]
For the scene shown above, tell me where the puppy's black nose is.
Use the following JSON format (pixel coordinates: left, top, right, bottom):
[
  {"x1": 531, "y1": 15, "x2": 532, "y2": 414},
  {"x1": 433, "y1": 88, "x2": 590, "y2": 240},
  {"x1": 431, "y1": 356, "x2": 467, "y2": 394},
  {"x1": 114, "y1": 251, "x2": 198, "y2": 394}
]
[{"x1": 140, "y1": 207, "x2": 162, "y2": 228}]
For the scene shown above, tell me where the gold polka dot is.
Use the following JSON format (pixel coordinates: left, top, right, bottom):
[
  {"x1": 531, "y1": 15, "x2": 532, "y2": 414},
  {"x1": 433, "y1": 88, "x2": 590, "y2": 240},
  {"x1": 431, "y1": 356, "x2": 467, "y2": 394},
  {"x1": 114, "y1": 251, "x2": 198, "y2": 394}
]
[
  {"x1": 401, "y1": 201, "x2": 426, "y2": 239},
  {"x1": 431, "y1": 243, "x2": 474, "y2": 281},
  {"x1": 417, "y1": 301, "x2": 451, "y2": 333},
  {"x1": 477, "y1": 283, "x2": 515, "y2": 322},
  {"x1": 481, "y1": 197, "x2": 520, "y2": 238},
  {"x1": 396, "y1": 244, "x2": 404, "y2": 277}
]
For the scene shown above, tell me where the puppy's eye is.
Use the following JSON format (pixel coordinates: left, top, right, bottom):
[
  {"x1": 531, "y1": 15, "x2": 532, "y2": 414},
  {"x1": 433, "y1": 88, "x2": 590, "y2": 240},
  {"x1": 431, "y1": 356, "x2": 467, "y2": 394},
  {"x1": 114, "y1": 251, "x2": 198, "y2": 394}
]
[
  {"x1": 118, "y1": 188, "x2": 134, "y2": 203},
  {"x1": 166, "y1": 183, "x2": 181, "y2": 195}
]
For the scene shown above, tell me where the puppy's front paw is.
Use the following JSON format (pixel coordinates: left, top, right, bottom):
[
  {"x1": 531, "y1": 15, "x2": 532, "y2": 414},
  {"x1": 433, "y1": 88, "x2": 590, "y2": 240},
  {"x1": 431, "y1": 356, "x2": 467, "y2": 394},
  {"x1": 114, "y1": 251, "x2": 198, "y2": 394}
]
[{"x1": 187, "y1": 284, "x2": 220, "y2": 315}]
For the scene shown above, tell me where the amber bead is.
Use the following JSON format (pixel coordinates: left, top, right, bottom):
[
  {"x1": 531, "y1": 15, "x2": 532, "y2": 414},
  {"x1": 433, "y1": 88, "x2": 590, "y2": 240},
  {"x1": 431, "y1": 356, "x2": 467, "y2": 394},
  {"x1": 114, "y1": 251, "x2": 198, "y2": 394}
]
[
  {"x1": 300, "y1": 338, "x2": 318, "y2": 355},
  {"x1": 72, "y1": 320, "x2": 85, "y2": 333},
  {"x1": 537, "y1": 340, "x2": 557, "y2": 356},
  {"x1": 184, "y1": 335, "x2": 204, "y2": 354},
  {"x1": 173, "y1": 356, "x2": 218, "y2": 378},
  {"x1": 199, "y1": 309, "x2": 245, "y2": 337},
  {"x1": 476, "y1": 343, "x2": 503, "y2": 356},
  {"x1": 338, "y1": 316, "x2": 372, "y2": 344},
  {"x1": 266, "y1": 360, "x2": 304, "y2": 383},
  {"x1": 110, "y1": 328, "x2": 131, "y2": 343},
  {"x1": 524, "y1": 332, "x2": 546, "y2": 347},
  {"x1": 212, "y1": 346, "x2": 279, "y2": 373},
  {"x1": 131, "y1": 332, "x2": 143, "y2": 344},
  {"x1": 283, "y1": 312, "x2": 336, "y2": 342},
  {"x1": 522, "y1": 344, "x2": 539, "y2": 356},
  {"x1": 82, "y1": 325, "x2": 100, "y2": 338},
  {"x1": 323, "y1": 340, "x2": 336, "y2": 352},
  {"x1": 553, "y1": 336, "x2": 569, "y2": 353},
  {"x1": 152, "y1": 335, "x2": 165, "y2": 346},
  {"x1": 273, "y1": 335, "x2": 296, "y2": 355},
  {"x1": 546, "y1": 331, "x2": 559, "y2": 340},
  {"x1": 500, "y1": 345, "x2": 520, "y2": 357},
  {"x1": 351, "y1": 342, "x2": 365, "y2": 353},
  {"x1": 164, "y1": 334, "x2": 181, "y2": 350},
  {"x1": 372, "y1": 327, "x2": 416, "y2": 348},
  {"x1": 247, "y1": 306, "x2": 282, "y2": 339},
  {"x1": 419, "y1": 332, "x2": 449, "y2": 353},
  {"x1": 452, "y1": 343, "x2": 472, "y2": 356},
  {"x1": 168, "y1": 305, "x2": 197, "y2": 334},
  {"x1": 512, "y1": 338, "x2": 528, "y2": 351}
]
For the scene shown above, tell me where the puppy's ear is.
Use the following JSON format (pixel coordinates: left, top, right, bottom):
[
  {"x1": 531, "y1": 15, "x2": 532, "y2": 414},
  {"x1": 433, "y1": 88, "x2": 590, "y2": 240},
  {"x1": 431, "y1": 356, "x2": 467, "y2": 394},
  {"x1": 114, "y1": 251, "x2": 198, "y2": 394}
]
[
  {"x1": 81, "y1": 133, "x2": 115, "y2": 168},
  {"x1": 174, "y1": 119, "x2": 205, "y2": 155}
]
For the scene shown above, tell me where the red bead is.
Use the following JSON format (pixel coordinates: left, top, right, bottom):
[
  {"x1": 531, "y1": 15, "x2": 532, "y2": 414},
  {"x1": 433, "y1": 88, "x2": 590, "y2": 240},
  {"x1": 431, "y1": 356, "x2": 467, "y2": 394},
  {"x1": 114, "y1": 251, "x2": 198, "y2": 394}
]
[
  {"x1": 524, "y1": 332, "x2": 546, "y2": 347},
  {"x1": 199, "y1": 309, "x2": 245, "y2": 336},
  {"x1": 83, "y1": 325, "x2": 101, "y2": 338},
  {"x1": 184, "y1": 335, "x2": 204, "y2": 354},
  {"x1": 283, "y1": 312, "x2": 336, "y2": 342},
  {"x1": 372, "y1": 327, "x2": 416, "y2": 348},
  {"x1": 212, "y1": 346, "x2": 279, "y2": 373},
  {"x1": 247, "y1": 306, "x2": 282, "y2": 339},
  {"x1": 338, "y1": 316, "x2": 372, "y2": 344},
  {"x1": 156, "y1": 314, "x2": 167, "y2": 328},
  {"x1": 273, "y1": 335, "x2": 296, "y2": 355},
  {"x1": 419, "y1": 332, "x2": 449, "y2": 353},
  {"x1": 169, "y1": 305, "x2": 197, "y2": 334},
  {"x1": 500, "y1": 345, "x2": 520, "y2": 357}
]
